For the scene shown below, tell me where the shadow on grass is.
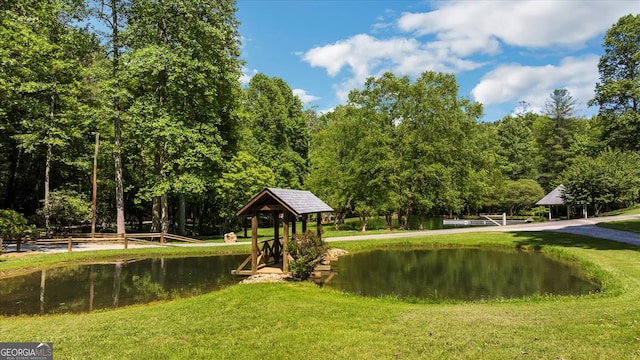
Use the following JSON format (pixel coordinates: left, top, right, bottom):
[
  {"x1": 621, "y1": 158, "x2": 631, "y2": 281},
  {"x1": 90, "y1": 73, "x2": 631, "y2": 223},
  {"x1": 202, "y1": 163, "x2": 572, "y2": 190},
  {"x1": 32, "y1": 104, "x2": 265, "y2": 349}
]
[{"x1": 510, "y1": 230, "x2": 640, "y2": 252}]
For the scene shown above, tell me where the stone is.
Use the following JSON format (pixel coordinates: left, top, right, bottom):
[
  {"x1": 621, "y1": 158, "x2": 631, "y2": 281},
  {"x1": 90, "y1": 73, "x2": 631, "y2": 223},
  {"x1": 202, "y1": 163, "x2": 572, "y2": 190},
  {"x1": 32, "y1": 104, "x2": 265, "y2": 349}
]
[{"x1": 224, "y1": 232, "x2": 237, "y2": 243}]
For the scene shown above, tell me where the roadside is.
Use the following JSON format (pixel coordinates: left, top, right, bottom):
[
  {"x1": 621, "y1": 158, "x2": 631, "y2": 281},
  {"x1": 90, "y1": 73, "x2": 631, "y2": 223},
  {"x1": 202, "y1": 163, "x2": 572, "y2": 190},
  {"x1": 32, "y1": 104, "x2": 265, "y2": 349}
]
[{"x1": 3, "y1": 213, "x2": 640, "y2": 254}]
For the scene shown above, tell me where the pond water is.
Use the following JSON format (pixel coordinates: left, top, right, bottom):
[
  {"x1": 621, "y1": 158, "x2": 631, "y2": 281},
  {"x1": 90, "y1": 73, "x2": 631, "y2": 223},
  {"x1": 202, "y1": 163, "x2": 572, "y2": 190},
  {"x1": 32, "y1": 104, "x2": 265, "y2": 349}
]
[
  {"x1": 322, "y1": 248, "x2": 599, "y2": 301},
  {"x1": 0, "y1": 255, "x2": 246, "y2": 316}
]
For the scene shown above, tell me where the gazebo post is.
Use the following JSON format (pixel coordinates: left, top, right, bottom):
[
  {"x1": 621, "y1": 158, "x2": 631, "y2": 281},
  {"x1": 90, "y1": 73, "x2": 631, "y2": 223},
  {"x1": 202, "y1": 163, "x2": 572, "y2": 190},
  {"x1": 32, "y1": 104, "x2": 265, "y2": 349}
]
[
  {"x1": 272, "y1": 211, "x2": 279, "y2": 241},
  {"x1": 283, "y1": 212, "x2": 289, "y2": 273},
  {"x1": 292, "y1": 215, "x2": 297, "y2": 235},
  {"x1": 251, "y1": 211, "x2": 258, "y2": 274},
  {"x1": 302, "y1": 214, "x2": 307, "y2": 233},
  {"x1": 316, "y1": 212, "x2": 322, "y2": 239}
]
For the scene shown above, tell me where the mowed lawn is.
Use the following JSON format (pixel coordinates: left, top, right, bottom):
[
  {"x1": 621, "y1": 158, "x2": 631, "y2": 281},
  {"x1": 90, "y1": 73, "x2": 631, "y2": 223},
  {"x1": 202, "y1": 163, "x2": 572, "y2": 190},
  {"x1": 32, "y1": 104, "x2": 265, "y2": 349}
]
[
  {"x1": 598, "y1": 218, "x2": 640, "y2": 234},
  {"x1": 1, "y1": 231, "x2": 640, "y2": 359}
]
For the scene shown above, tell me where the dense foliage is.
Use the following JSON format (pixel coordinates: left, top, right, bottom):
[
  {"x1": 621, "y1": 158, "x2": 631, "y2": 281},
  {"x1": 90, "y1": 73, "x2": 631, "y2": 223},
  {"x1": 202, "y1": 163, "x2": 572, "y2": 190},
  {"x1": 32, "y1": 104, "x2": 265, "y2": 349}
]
[
  {"x1": 0, "y1": 4, "x2": 638, "y2": 234},
  {"x1": 286, "y1": 230, "x2": 326, "y2": 280}
]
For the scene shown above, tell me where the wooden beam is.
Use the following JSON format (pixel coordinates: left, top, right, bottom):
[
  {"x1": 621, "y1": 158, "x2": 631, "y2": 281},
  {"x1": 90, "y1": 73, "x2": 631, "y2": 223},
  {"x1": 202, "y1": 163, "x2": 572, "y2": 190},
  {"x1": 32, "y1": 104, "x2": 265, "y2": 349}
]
[
  {"x1": 272, "y1": 211, "x2": 279, "y2": 242},
  {"x1": 317, "y1": 212, "x2": 323, "y2": 240},
  {"x1": 292, "y1": 215, "x2": 297, "y2": 235},
  {"x1": 283, "y1": 211, "x2": 289, "y2": 274},
  {"x1": 251, "y1": 211, "x2": 258, "y2": 274},
  {"x1": 302, "y1": 214, "x2": 308, "y2": 233}
]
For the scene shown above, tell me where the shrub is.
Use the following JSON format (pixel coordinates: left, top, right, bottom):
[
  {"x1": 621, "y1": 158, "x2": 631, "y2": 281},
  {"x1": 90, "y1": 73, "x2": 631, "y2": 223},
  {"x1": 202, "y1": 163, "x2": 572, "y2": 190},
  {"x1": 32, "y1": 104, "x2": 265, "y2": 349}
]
[
  {"x1": 287, "y1": 230, "x2": 327, "y2": 280},
  {"x1": 0, "y1": 209, "x2": 33, "y2": 252}
]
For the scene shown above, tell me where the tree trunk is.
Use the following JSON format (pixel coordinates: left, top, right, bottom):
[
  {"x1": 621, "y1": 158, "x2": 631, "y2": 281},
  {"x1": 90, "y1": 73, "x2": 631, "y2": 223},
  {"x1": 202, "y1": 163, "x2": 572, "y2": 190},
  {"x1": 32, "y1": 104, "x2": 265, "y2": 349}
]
[
  {"x1": 151, "y1": 197, "x2": 160, "y2": 232},
  {"x1": 44, "y1": 91, "x2": 55, "y2": 237},
  {"x1": 178, "y1": 194, "x2": 186, "y2": 235},
  {"x1": 418, "y1": 214, "x2": 424, "y2": 231},
  {"x1": 385, "y1": 212, "x2": 393, "y2": 231},
  {"x1": 161, "y1": 193, "x2": 168, "y2": 233},
  {"x1": 4, "y1": 145, "x2": 20, "y2": 209},
  {"x1": 44, "y1": 141, "x2": 52, "y2": 237},
  {"x1": 359, "y1": 215, "x2": 367, "y2": 232},
  {"x1": 111, "y1": 0, "x2": 126, "y2": 236}
]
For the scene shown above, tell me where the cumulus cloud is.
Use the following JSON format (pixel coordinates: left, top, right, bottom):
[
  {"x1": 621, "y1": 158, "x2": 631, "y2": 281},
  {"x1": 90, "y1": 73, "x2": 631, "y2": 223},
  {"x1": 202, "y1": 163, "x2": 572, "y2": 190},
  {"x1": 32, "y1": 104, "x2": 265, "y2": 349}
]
[
  {"x1": 292, "y1": 89, "x2": 320, "y2": 104},
  {"x1": 299, "y1": 1, "x2": 634, "y2": 115},
  {"x1": 471, "y1": 55, "x2": 600, "y2": 113},
  {"x1": 302, "y1": 33, "x2": 484, "y2": 102},
  {"x1": 398, "y1": 0, "x2": 636, "y2": 50},
  {"x1": 239, "y1": 67, "x2": 257, "y2": 85}
]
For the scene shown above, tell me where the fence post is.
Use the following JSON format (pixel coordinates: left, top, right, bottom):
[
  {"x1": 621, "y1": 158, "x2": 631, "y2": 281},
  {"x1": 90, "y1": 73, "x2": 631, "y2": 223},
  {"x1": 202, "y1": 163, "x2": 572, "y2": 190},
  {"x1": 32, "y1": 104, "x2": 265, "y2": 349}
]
[
  {"x1": 68, "y1": 237, "x2": 72, "y2": 252},
  {"x1": 123, "y1": 234, "x2": 128, "y2": 249},
  {"x1": 160, "y1": 232, "x2": 165, "y2": 244}
]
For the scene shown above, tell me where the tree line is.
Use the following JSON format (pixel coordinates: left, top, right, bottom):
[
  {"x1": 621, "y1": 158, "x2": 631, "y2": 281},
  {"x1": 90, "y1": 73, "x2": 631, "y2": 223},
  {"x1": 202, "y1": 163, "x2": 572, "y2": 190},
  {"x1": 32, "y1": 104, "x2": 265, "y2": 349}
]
[{"x1": 0, "y1": 2, "x2": 638, "y2": 235}]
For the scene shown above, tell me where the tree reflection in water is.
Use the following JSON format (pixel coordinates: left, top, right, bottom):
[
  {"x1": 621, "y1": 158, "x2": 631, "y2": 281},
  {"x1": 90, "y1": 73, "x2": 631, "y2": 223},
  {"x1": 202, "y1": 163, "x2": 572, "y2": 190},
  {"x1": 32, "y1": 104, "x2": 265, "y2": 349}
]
[
  {"x1": 324, "y1": 248, "x2": 599, "y2": 301},
  {"x1": 0, "y1": 254, "x2": 247, "y2": 316}
]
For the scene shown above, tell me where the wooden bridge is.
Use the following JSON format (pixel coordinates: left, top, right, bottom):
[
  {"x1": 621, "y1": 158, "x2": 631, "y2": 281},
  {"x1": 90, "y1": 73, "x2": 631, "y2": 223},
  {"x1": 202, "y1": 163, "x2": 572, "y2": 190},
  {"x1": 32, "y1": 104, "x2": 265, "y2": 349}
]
[{"x1": 232, "y1": 237, "x2": 291, "y2": 275}]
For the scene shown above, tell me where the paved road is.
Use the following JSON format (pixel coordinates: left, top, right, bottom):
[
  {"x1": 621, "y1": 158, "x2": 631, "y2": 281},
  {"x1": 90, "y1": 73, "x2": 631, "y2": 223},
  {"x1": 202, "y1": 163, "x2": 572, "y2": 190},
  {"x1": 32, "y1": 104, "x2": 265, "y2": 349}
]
[
  {"x1": 5, "y1": 214, "x2": 640, "y2": 253},
  {"x1": 326, "y1": 213, "x2": 640, "y2": 246}
]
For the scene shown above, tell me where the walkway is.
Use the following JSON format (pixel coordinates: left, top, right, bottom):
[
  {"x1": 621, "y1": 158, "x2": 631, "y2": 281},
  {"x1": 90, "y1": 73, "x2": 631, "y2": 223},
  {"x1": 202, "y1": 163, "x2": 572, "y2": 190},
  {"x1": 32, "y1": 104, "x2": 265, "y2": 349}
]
[
  {"x1": 4, "y1": 214, "x2": 640, "y2": 253},
  {"x1": 326, "y1": 214, "x2": 640, "y2": 247}
]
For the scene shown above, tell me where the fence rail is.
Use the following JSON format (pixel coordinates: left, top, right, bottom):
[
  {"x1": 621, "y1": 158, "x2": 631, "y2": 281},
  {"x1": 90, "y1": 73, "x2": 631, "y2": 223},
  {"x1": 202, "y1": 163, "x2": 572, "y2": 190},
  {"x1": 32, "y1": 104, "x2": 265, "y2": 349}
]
[{"x1": 24, "y1": 232, "x2": 204, "y2": 252}]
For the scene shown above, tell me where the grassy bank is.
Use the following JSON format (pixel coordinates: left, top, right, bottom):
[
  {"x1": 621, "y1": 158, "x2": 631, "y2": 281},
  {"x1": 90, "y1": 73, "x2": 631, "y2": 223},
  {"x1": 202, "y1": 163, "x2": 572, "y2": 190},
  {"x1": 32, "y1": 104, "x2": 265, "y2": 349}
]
[
  {"x1": 1, "y1": 232, "x2": 640, "y2": 359},
  {"x1": 598, "y1": 218, "x2": 640, "y2": 234}
]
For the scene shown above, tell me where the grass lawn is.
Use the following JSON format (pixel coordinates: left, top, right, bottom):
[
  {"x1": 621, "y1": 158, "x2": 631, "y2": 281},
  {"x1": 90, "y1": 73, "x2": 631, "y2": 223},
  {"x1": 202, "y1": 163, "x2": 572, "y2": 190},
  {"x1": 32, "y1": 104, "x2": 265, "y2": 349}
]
[
  {"x1": 1, "y1": 231, "x2": 640, "y2": 359},
  {"x1": 597, "y1": 218, "x2": 640, "y2": 234}
]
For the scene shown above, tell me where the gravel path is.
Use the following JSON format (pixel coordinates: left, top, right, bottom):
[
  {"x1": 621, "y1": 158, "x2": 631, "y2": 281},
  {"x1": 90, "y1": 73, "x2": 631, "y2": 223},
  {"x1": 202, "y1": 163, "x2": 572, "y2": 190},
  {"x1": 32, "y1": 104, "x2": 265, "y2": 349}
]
[{"x1": 4, "y1": 214, "x2": 640, "y2": 254}]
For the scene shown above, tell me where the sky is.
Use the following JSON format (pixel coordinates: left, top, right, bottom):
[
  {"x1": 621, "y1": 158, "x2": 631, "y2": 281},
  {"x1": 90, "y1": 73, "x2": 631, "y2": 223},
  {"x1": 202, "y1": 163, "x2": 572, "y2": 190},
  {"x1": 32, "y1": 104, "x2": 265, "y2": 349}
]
[{"x1": 236, "y1": 0, "x2": 639, "y2": 122}]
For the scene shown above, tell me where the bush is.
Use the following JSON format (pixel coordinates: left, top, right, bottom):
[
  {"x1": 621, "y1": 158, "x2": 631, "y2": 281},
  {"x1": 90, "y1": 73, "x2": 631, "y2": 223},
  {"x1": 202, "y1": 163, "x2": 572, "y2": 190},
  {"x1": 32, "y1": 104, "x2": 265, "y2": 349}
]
[
  {"x1": 0, "y1": 209, "x2": 33, "y2": 252},
  {"x1": 287, "y1": 230, "x2": 327, "y2": 280}
]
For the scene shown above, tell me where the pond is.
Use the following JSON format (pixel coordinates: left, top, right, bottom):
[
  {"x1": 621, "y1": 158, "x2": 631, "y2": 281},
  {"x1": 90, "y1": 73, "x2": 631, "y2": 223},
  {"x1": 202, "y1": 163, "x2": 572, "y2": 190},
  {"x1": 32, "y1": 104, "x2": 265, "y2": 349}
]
[
  {"x1": 0, "y1": 254, "x2": 246, "y2": 316},
  {"x1": 322, "y1": 248, "x2": 599, "y2": 301}
]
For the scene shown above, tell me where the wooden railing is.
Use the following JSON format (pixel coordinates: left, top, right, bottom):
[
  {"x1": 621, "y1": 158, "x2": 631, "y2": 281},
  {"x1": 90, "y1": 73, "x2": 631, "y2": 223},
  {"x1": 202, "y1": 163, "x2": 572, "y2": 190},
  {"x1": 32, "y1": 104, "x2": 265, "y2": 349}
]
[
  {"x1": 28, "y1": 232, "x2": 204, "y2": 252},
  {"x1": 232, "y1": 237, "x2": 283, "y2": 274}
]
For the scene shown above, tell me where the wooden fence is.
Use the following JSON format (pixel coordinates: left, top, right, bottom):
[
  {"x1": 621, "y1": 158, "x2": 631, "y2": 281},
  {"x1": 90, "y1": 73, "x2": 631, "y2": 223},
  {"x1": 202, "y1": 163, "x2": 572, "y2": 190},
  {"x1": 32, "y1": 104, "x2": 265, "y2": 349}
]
[{"x1": 29, "y1": 232, "x2": 204, "y2": 252}]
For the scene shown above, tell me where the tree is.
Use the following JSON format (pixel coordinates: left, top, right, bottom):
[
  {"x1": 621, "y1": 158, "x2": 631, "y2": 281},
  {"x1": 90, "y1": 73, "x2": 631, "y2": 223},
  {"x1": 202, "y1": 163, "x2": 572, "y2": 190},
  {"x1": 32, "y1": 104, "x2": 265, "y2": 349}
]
[
  {"x1": 2, "y1": 0, "x2": 98, "y2": 235},
  {"x1": 562, "y1": 150, "x2": 640, "y2": 216},
  {"x1": 589, "y1": 14, "x2": 640, "y2": 151},
  {"x1": 494, "y1": 115, "x2": 539, "y2": 180},
  {"x1": 502, "y1": 179, "x2": 545, "y2": 216},
  {"x1": 534, "y1": 89, "x2": 579, "y2": 190},
  {"x1": 123, "y1": 0, "x2": 242, "y2": 233},
  {"x1": 0, "y1": 209, "x2": 32, "y2": 249},
  {"x1": 214, "y1": 151, "x2": 276, "y2": 233},
  {"x1": 243, "y1": 74, "x2": 309, "y2": 189},
  {"x1": 95, "y1": 0, "x2": 129, "y2": 236}
]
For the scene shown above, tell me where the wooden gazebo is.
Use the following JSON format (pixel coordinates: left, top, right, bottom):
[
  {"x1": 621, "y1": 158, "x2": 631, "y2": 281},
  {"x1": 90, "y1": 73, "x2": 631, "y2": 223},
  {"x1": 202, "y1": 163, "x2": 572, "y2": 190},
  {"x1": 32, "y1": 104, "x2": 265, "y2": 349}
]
[{"x1": 232, "y1": 188, "x2": 333, "y2": 275}]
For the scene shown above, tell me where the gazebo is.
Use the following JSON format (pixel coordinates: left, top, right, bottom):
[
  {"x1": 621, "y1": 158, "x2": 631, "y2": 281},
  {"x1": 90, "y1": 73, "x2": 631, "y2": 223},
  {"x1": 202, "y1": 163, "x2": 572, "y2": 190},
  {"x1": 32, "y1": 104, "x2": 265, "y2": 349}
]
[
  {"x1": 232, "y1": 188, "x2": 333, "y2": 275},
  {"x1": 536, "y1": 184, "x2": 587, "y2": 220}
]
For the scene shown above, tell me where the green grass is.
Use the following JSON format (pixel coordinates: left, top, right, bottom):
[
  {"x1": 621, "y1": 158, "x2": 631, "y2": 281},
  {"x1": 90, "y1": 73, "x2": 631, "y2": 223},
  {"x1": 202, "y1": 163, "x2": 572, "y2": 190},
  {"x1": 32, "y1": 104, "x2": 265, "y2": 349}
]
[
  {"x1": 601, "y1": 204, "x2": 640, "y2": 216},
  {"x1": 597, "y1": 218, "x2": 640, "y2": 234},
  {"x1": 2, "y1": 232, "x2": 640, "y2": 359}
]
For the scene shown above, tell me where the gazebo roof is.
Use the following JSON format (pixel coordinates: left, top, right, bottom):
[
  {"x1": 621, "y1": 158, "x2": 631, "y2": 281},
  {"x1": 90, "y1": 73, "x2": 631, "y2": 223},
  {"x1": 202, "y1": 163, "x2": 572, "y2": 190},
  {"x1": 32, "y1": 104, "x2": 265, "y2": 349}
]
[
  {"x1": 236, "y1": 188, "x2": 334, "y2": 217},
  {"x1": 536, "y1": 184, "x2": 566, "y2": 206}
]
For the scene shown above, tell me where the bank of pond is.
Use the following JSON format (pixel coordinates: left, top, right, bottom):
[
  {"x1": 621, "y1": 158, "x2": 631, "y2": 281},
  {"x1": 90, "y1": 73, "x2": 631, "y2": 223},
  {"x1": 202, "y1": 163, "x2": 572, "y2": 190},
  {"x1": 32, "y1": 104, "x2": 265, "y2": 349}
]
[{"x1": 0, "y1": 246, "x2": 599, "y2": 316}]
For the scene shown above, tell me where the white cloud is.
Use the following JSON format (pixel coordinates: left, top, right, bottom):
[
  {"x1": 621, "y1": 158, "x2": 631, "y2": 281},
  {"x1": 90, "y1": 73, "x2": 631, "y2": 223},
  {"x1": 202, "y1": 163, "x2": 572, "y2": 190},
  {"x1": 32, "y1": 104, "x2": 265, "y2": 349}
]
[
  {"x1": 398, "y1": 1, "x2": 637, "y2": 50},
  {"x1": 302, "y1": 33, "x2": 484, "y2": 97},
  {"x1": 471, "y1": 55, "x2": 600, "y2": 113},
  {"x1": 292, "y1": 89, "x2": 320, "y2": 104},
  {"x1": 299, "y1": 1, "x2": 634, "y2": 115},
  {"x1": 240, "y1": 67, "x2": 257, "y2": 85}
]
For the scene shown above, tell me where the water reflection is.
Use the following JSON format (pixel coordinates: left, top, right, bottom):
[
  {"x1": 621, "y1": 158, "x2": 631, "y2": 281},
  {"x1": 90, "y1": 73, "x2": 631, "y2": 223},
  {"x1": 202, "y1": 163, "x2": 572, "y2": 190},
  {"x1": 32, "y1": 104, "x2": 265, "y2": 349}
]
[
  {"x1": 324, "y1": 248, "x2": 599, "y2": 301},
  {"x1": 0, "y1": 255, "x2": 246, "y2": 316}
]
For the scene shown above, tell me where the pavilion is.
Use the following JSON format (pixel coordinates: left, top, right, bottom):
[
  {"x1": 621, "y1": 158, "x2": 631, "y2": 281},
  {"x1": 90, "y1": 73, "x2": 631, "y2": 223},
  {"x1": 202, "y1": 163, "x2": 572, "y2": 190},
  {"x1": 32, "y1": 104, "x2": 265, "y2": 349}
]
[
  {"x1": 232, "y1": 188, "x2": 333, "y2": 275},
  {"x1": 536, "y1": 184, "x2": 587, "y2": 220}
]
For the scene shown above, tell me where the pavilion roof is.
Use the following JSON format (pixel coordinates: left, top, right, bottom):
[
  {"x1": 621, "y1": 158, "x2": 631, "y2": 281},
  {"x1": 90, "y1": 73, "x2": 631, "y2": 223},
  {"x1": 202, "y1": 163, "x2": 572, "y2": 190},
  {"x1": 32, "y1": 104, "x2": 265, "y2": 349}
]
[
  {"x1": 536, "y1": 185, "x2": 566, "y2": 206},
  {"x1": 236, "y1": 188, "x2": 334, "y2": 217}
]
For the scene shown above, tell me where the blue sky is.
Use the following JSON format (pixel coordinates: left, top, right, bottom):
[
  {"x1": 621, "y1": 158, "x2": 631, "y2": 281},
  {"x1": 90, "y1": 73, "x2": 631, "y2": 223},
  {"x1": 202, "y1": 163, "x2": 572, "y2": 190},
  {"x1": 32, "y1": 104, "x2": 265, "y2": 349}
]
[{"x1": 237, "y1": 0, "x2": 638, "y2": 121}]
